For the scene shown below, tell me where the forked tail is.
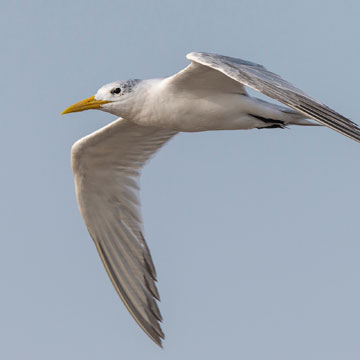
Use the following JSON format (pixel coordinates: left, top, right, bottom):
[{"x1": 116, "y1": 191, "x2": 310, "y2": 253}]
[{"x1": 250, "y1": 97, "x2": 321, "y2": 129}]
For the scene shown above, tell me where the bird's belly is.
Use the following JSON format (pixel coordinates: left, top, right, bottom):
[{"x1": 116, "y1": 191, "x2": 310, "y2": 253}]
[{"x1": 135, "y1": 92, "x2": 262, "y2": 132}]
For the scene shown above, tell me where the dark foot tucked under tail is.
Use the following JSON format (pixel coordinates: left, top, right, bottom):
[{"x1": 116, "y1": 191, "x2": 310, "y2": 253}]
[{"x1": 250, "y1": 114, "x2": 286, "y2": 129}]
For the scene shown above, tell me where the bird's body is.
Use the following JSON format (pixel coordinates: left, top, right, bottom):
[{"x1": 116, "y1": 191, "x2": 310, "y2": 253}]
[
  {"x1": 125, "y1": 79, "x2": 292, "y2": 131},
  {"x1": 96, "y1": 60, "x2": 316, "y2": 132},
  {"x1": 62, "y1": 52, "x2": 360, "y2": 347}
]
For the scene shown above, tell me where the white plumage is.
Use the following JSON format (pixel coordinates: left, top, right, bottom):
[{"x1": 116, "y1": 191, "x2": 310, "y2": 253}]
[{"x1": 62, "y1": 52, "x2": 360, "y2": 346}]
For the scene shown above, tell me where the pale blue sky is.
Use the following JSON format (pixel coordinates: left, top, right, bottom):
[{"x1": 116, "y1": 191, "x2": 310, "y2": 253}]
[{"x1": 2, "y1": 1, "x2": 360, "y2": 359}]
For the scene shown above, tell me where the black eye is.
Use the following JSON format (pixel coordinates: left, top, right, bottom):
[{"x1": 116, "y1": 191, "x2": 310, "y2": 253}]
[{"x1": 111, "y1": 87, "x2": 121, "y2": 94}]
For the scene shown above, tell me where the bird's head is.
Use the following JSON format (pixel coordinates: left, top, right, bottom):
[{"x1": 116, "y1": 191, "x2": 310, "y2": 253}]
[{"x1": 62, "y1": 79, "x2": 141, "y2": 117}]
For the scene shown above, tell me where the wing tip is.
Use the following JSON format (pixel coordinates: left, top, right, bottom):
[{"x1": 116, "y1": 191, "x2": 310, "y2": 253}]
[{"x1": 94, "y1": 240, "x2": 166, "y2": 347}]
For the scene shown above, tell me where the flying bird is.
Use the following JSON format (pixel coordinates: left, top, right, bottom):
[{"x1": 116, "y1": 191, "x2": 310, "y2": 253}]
[{"x1": 62, "y1": 52, "x2": 360, "y2": 346}]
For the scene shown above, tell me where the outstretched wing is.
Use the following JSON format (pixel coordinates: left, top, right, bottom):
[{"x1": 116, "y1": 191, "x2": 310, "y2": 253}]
[
  {"x1": 172, "y1": 52, "x2": 360, "y2": 142},
  {"x1": 71, "y1": 118, "x2": 177, "y2": 346}
]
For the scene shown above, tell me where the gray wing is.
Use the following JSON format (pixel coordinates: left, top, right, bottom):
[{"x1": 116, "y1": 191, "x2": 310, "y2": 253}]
[
  {"x1": 185, "y1": 52, "x2": 360, "y2": 142},
  {"x1": 71, "y1": 118, "x2": 177, "y2": 346}
]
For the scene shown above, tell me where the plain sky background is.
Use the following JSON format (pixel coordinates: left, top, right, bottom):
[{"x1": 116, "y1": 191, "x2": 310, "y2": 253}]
[{"x1": 2, "y1": 1, "x2": 360, "y2": 359}]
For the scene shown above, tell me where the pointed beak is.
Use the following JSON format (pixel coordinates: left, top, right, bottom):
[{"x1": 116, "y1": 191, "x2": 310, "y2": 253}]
[{"x1": 61, "y1": 96, "x2": 111, "y2": 115}]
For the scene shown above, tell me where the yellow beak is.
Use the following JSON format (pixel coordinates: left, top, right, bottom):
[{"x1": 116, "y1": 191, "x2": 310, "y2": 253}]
[{"x1": 61, "y1": 96, "x2": 110, "y2": 115}]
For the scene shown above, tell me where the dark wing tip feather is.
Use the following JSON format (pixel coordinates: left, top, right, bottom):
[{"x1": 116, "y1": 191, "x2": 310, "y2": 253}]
[
  {"x1": 140, "y1": 232, "x2": 158, "y2": 281},
  {"x1": 95, "y1": 241, "x2": 164, "y2": 347}
]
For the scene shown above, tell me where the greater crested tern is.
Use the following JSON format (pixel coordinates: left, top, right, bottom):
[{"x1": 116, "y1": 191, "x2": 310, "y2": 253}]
[{"x1": 62, "y1": 52, "x2": 360, "y2": 346}]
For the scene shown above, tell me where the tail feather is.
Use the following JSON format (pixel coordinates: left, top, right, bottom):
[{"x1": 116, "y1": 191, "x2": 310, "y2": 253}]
[
  {"x1": 251, "y1": 97, "x2": 322, "y2": 127},
  {"x1": 286, "y1": 116, "x2": 322, "y2": 126}
]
